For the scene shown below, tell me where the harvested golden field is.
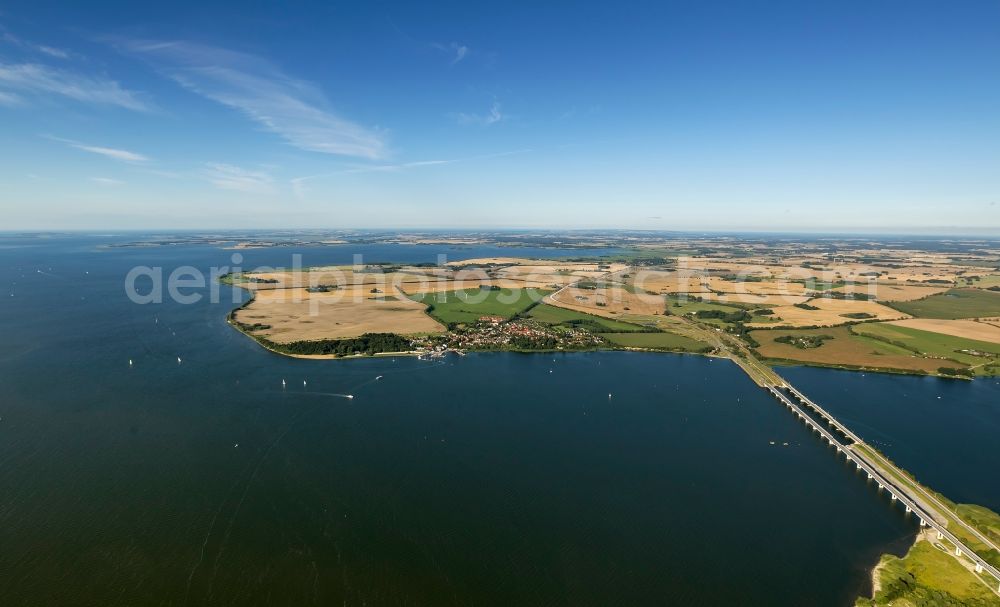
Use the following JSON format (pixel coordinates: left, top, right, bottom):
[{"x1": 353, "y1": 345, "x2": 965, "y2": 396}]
[
  {"x1": 673, "y1": 259, "x2": 772, "y2": 276},
  {"x1": 705, "y1": 276, "x2": 813, "y2": 296},
  {"x1": 234, "y1": 286, "x2": 444, "y2": 343},
  {"x1": 751, "y1": 326, "x2": 944, "y2": 374},
  {"x1": 239, "y1": 267, "x2": 449, "y2": 290},
  {"x1": 748, "y1": 298, "x2": 908, "y2": 328},
  {"x1": 869, "y1": 283, "x2": 950, "y2": 302},
  {"x1": 240, "y1": 266, "x2": 514, "y2": 294},
  {"x1": 397, "y1": 278, "x2": 556, "y2": 295},
  {"x1": 629, "y1": 271, "x2": 711, "y2": 294},
  {"x1": 495, "y1": 267, "x2": 596, "y2": 283},
  {"x1": 699, "y1": 292, "x2": 810, "y2": 306},
  {"x1": 545, "y1": 286, "x2": 664, "y2": 318},
  {"x1": 496, "y1": 263, "x2": 625, "y2": 279},
  {"x1": 888, "y1": 318, "x2": 1000, "y2": 345},
  {"x1": 444, "y1": 257, "x2": 547, "y2": 266}
]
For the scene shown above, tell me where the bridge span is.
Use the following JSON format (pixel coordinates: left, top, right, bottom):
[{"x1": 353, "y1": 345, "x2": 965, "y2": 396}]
[
  {"x1": 763, "y1": 382, "x2": 1000, "y2": 592},
  {"x1": 664, "y1": 314, "x2": 1000, "y2": 592}
]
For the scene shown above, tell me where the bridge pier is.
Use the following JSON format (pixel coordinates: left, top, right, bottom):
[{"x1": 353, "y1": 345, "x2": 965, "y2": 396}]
[{"x1": 772, "y1": 382, "x2": 1000, "y2": 590}]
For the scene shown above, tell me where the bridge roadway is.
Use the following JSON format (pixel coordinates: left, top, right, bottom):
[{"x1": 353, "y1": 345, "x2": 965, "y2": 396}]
[
  {"x1": 764, "y1": 383, "x2": 1000, "y2": 592},
  {"x1": 780, "y1": 383, "x2": 1000, "y2": 558}
]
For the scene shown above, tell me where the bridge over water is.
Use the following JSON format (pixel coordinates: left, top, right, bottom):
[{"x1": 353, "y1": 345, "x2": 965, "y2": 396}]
[{"x1": 763, "y1": 380, "x2": 1000, "y2": 593}]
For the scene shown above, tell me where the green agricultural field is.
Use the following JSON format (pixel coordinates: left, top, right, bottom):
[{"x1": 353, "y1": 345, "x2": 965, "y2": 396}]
[
  {"x1": 800, "y1": 279, "x2": 846, "y2": 291},
  {"x1": 664, "y1": 294, "x2": 747, "y2": 323},
  {"x1": 852, "y1": 323, "x2": 1000, "y2": 375},
  {"x1": 527, "y1": 303, "x2": 649, "y2": 332},
  {"x1": 962, "y1": 274, "x2": 1000, "y2": 289},
  {"x1": 853, "y1": 323, "x2": 1000, "y2": 357},
  {"x1": 411, "y1": 288, "x2": 551, "y2": 326},
  {"x1": 887, "y1": 288, "x2": 1000, "y2": 319},
  {"x1": 602, "y1": 332, "x2": 712, "y2": 352}
]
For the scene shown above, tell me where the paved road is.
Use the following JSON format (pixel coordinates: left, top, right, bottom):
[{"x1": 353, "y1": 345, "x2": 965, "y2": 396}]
[
  {"x1": 766, "y1": 383, "x2": 1000, "y2": 592},
  {"x1": 782, "y1": 383, "x2": 1000, "y2": 558}
]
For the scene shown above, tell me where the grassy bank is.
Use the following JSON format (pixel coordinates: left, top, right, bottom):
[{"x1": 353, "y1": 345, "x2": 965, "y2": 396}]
[
  {"x1": 857, "y1": 531, "x2": 1000, "y2": 606},
  {"x1": 854, "y1": 444, "x2": 1000, "y2": 572},
  {"x1": 602, "y1": 331, "x2": 713, "y2": 352}
]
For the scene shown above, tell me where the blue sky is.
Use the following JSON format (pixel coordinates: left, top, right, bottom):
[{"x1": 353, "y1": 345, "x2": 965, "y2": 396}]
[{"x1": 1, "y1": 0, "x2": 999, "y2": 231}]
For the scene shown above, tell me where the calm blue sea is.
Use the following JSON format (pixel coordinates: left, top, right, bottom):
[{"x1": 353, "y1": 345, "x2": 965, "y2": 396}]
[{"x1": 0, "y1": 234, "x2": 996, "y2": 606}]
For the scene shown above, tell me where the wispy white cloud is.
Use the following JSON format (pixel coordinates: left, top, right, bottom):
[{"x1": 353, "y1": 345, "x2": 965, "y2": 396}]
[
  {"x1": 432, "y1": 42, "x2": 468, "y2": 65},
  {"x1": 0, "y1": 90, "x2": 20, "y2": 105},
  {"x1": 454, "y1": 100, "x2": 503, "y2": 126},
  {"x1": 203, "y1": 163, "x2": 274, "y2": 193},
  {"x1": 291, "y1": 149, "x2": 530, "y2": 197},
  {"x1": 340, "y1": 159, "x2": 452, "y2": 175},
  {"x1": 291, "y1": 159, "x2": 450, "y2": 195},
  {"x1": 90, "y1": 177, "x2": 124, "y2": 186},
  {"x1": 117, "y1": 39, "x2": 387, "y2": 159},
  {"x1": 0, "y1": 62, "x2": 150, "y2": 111},
  {"x1": 1, "y1": 29, "x2": 71, "y2": 59},
  {"x1": 44, "y1": 135, "x2": 150, "y2": 163},
  {"x1": 35, "y1": 45, "x2": 70, "y2": 59}
]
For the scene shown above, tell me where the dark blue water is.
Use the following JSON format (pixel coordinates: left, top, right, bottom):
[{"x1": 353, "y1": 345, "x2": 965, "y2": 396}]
[
  {"x1": 780, "y1": 366, "x2": 1000, "y2": 512},
  {"x1": 0, "y1": 234, "x2": 939, "y2": 606}
]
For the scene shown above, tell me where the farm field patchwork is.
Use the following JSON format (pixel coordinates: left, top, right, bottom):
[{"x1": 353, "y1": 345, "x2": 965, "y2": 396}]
[
  {"x1": 234, "y1": 286, "x2": 445, "y2": 343},
  {"x1": 888, "y1": 318, "x2": 1000, "y2": 345},
  {"x1": 526, "y1": 303, "x2": 649, "y2": 332},
  {"x1": 545, "y1": 285, "x2": 665, "y2": 317},
  {"x1": 851, "y1": 323, "x2": 1000, "y2": 375},
  {"x1": 664, "y1": 294, "x2": 748, "y2": 316},
  {"x1": 410, "y1": 287, "x2": 551, "y2": 326},
  {"x1": 751, "y1": 326, "x2": 945, "y2": 374},
  {"x1": 886, "y1": 288, "x2": 1000, "y2": 319},
  {"x1": 747, "y1": 297, "x2": 907, "y2": 328}
]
